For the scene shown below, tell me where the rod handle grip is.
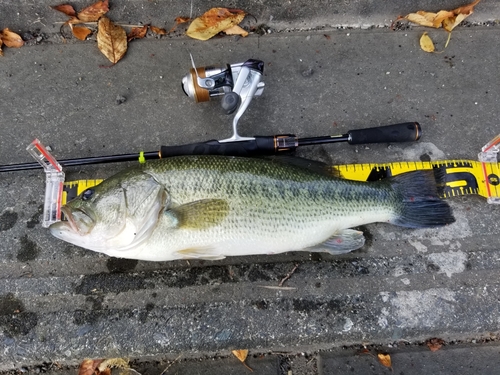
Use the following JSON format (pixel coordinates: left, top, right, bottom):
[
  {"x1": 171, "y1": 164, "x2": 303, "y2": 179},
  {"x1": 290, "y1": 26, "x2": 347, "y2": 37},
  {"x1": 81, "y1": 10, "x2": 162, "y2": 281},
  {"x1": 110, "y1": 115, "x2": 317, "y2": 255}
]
[
  {"x1": 160, "y1": 137, "x2": 277, "y2": 158},
  {"x1": 348, "y1": 122, "x2": 421, "y2": 144}
]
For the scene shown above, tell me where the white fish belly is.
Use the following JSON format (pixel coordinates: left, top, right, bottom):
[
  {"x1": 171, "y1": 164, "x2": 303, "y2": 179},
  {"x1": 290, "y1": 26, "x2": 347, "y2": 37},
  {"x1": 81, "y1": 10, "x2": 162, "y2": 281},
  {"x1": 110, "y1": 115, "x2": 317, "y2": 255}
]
[{"x1": 105, "y1": 209, "x2": 395, "y2": 261}]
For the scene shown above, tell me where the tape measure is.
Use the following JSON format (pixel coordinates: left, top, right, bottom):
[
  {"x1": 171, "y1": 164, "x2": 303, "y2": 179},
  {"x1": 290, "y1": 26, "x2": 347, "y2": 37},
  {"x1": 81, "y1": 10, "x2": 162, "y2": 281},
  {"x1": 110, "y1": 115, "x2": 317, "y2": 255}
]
[
  {"x1": 335, "y1": 159, "x2": 500, "y2": 201},
  {"x1": 61, "y1": 159, "x2": 500, "y2": 205},
  {"x1": 63, "y1": 179, "x2": 103, "y2": 204}
]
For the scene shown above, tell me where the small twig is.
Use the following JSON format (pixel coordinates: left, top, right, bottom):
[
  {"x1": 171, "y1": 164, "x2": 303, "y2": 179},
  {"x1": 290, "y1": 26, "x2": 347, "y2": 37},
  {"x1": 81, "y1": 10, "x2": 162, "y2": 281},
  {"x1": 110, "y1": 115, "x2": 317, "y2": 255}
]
[
  {"x1": 243, "y1": 362, "x2": 253, "y2": 372},
  {"x1": 159, "y1": 354, "x2": 183, "y2": 375},
  {"x1": 127, "y1": 369, "x2": 143, "y2": 375},
  {"x1": 257, "y1": 286, "x2": 297, "y2": 291},
  {"x1": 278, "y1": 263, "x2": 299, "y2": 287}
]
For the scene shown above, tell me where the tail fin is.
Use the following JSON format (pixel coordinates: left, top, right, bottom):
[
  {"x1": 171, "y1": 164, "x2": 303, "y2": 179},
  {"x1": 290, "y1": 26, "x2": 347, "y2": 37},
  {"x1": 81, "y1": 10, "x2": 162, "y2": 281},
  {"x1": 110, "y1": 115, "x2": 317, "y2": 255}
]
[{"x1": 390, "y1": 169, "x2": 455, "y2": 228}]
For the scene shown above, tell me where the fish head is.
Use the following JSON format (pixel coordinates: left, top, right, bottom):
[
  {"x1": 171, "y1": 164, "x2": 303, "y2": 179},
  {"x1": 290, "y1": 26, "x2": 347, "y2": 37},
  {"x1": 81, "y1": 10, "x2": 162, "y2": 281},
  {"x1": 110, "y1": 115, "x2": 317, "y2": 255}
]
[{"x1": 50, "y1": 168, "x2": 168, "y2": 253}]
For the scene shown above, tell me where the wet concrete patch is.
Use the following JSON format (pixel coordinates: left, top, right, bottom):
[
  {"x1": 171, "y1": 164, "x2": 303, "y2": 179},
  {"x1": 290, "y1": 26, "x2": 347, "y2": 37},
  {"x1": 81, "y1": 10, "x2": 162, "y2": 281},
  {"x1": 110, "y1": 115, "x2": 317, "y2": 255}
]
[
  {"x1": 106, "y1": 258, "x2": 139, "y2": 273},
  {"x1": 0, "y1": 293, "x2": 38, "y2": 338},
  {"x1": 0, "y1": 210, "x2": 17, "y2": 232},
  {"x1": 17, "y1": 235, "x2": 40, "y2": 262},
  {"x1": 138, "y1": 303, "x2": 155, "y2": 323},
  {"x1": 26, "y1": 205, "x2": 43, "y2": 229}
]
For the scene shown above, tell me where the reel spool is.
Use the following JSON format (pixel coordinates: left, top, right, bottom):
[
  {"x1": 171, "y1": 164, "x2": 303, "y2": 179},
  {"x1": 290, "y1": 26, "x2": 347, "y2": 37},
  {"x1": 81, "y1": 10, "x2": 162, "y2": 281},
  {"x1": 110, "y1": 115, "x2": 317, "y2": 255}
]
[{"x1": 185, "y1": 67, "x2": 210, "y2": 103}]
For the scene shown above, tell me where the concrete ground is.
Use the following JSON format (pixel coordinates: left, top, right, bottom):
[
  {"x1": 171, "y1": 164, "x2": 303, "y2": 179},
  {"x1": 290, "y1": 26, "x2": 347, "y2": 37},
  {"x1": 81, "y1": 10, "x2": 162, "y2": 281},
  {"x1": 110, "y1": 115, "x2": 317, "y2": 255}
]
[{"x1": 1, "y1": 0, "x2": 500, "y2": 374}]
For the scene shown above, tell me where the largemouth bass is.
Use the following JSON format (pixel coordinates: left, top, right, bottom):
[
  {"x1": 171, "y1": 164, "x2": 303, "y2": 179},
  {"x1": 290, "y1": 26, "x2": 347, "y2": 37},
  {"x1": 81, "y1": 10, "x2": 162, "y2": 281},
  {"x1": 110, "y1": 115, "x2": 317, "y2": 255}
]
[{"x1": 49, "y1": 155, "x2": 455, "y2": 261}]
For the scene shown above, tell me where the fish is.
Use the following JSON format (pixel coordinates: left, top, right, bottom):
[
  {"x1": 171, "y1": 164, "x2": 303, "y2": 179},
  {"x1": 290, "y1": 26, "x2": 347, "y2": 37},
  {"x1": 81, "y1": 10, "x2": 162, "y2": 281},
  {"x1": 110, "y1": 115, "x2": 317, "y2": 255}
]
[{"x1": 49, "y1": 155, "x2": 455, "y2": 261}]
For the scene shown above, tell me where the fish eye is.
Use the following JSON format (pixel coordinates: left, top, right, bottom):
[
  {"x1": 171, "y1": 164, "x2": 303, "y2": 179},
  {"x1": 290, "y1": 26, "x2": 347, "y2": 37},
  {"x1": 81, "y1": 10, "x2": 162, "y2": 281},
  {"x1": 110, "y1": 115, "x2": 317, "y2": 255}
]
[{"x1": 82, "y1": 189, "x2": 94, "y2": 201}]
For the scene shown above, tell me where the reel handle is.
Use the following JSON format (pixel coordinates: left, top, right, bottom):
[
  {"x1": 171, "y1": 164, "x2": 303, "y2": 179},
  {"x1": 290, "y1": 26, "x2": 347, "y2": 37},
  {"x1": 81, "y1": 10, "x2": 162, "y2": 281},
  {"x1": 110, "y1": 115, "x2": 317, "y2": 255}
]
[{"x1": 347, "y1": 122, "x2": 421, "y2": 144}]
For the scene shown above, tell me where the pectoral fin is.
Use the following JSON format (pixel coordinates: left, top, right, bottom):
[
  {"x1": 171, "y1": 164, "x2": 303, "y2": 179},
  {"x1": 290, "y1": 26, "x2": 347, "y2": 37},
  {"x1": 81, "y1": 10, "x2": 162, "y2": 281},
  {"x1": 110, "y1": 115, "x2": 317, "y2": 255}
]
[
  {"x1": 307, "y1": 229, "x2": 365, "y2": 254},
  {"x1": 164, "y1": 199, "x2": 230, "y2": 230}
]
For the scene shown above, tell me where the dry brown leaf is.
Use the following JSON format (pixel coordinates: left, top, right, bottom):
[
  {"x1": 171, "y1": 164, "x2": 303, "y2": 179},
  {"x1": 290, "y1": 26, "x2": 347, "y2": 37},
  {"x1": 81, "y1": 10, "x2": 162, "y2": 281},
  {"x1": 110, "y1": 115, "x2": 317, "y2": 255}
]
[
  {"x1": 51, "y1": 4, "x2": 77, "y2": 18},
  {"x1": 78, "y1": 359, "x2": 104, "y2": 375},
  {"x1": 98, "y1": 358, "x2": 130, "y2": 373},
  {"x1": 0, "y1": 38, "x2": 3, "y2": 57},
  {"x1": 401, "y1": 0, "x2": 481, "y2": 31},
  {"x1": 427, "y1": 337, "x2": 445, "y2": 352},
  {"x1": 68, "y1": 16, "x2": 85, "y2": 25},
  {"x1": 97, "y1": 16, "x2": 127, "y2": 64},
  {"x1": 72, "y1": 25, "x2": 92, "y2": 40},
  {"x1": 232, "y1": 350, "x2": 253, "y2": 372},
  {"x1": 175, "y1": 16, "x2": 191, "y2": 24},
  {"x1": 444, "y1": 4, "x2": 477, "y2": 32},
  {"x1": 443, "y1": 13, "x2": 469, "y2": 32},
  {"x1": 377, "y1": 353, "x2": 392, "y2": 369},
  {"x1": 78, "y1": 0, "x2": 110, "y2": 22},
  {"x1": 406, "y1": 10, "x2": 454, "y2": 28},
  {"x1": 224, "y1": 24, "x2": 248, "y2": 37},
  {"x1": 150, "y1": 26, "x2": 167, "y2": 35},
  {"x1": 232, "y1": 349, "x2": 249, "y2": 362},
  {"x1": 127, "y1": 25, "x2": 148, "y2": 42},
  {"x1": 420, "y1": 32, "x2": 435, "y2": 52},
  {"x1": 186, "y1": 7, "x2": 246, "y2": 41},
  {"x1": 1, "y1": 28, "x2": 24, "y2": 48}
]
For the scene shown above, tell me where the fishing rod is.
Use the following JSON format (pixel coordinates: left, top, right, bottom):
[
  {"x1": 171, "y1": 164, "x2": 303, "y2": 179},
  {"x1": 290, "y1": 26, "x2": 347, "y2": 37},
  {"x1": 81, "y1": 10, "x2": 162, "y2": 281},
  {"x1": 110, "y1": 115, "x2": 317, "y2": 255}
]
[{"x1": 0, "y1": 122, "x2": 420, "y2": 173}]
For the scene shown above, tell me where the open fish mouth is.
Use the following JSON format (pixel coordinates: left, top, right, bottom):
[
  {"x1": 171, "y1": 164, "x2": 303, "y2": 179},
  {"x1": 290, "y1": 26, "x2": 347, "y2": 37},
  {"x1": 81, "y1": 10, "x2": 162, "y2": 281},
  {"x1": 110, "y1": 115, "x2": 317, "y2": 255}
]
[
  {"x1": 60, "y1": 206, "x2": 95, "y2": 235},
  {"x1": 61, "y1": 206, "x2": 79, "y2": 233}
]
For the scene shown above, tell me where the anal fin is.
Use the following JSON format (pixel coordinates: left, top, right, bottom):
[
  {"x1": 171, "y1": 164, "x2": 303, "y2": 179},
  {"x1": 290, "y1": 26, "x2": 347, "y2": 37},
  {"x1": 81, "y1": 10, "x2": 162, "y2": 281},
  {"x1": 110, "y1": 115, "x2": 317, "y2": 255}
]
[{"x1": 307, "y1": 229, "x2": 365, "y2": 255}]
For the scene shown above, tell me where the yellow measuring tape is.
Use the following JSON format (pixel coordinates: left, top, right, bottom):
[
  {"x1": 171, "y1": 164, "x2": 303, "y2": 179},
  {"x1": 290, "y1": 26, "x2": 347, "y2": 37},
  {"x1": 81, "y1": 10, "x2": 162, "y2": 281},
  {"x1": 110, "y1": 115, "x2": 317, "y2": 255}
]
[
  {"x1": 61, "y1": 158, "x2": 500, "y2": 205},
  {"x1": 62, "y1": 179, "x2": 104, "y2": 205},
  {"x1": 335, "y1": 159, "x2": 500, "y2": 201}
]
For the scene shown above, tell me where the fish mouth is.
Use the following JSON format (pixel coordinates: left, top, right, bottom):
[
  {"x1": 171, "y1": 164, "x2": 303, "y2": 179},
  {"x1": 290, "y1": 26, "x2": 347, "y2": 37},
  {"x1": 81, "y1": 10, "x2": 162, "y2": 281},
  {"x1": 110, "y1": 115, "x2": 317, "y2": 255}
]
[
  {"x1": 61, "y1": 206, "x2": 79, "y2": 233},
  {"x1": 61, "y1": 206, "x2": 95, "y2": 235}
]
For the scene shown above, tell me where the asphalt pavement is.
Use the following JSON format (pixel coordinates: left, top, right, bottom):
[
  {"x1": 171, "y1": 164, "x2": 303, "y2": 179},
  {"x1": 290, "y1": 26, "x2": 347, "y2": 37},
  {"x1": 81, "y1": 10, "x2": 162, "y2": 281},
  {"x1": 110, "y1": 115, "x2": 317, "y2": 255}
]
[{"x1": 1, "y1": 1, "x2": 500, "y2": 374}]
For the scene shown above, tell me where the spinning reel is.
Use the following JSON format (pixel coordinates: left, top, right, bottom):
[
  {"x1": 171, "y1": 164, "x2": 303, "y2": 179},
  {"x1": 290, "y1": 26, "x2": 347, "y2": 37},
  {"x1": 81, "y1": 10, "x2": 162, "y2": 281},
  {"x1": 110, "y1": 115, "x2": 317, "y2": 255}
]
[{"x1": 181, "y1": 57, "x2": 265, "y2": 142}]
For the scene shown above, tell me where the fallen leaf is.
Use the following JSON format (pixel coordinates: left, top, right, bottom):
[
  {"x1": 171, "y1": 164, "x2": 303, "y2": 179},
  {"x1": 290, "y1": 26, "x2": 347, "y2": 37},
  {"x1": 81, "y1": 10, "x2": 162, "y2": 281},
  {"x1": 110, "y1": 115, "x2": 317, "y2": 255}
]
[
  {"x1": 401, "y1": 0, "x2": 481, "y2": 31},
  {"x1": 358, "y1": 347, "x2": 371, "y2": 355},
  {"x1": 150, "y1": 26, "x2": 167, "y2": 35},
  {"x1": 223, "y1": 24, "x2": 248, "y2": 37},
  {"x1": 445, "y1": 0, "x2": 482, "y2": 31},
  {"x1": 175, "y1": 16, "x2": 191, "y2": 24},
  {"x1": 51, "y1": 4, "x2": 77, "y2": 18},
  {"x1": 97, "y1": 16, "x2": 127, "y2": 64},
  {"x1": 72, "y1": 25, "x2": 92, "y2": 40},
  {"x1": 427, "y1": 337, "x2": 445, "y2": 352},
  {"x1": 232, "y1": 349, "x2": 249, "y2": 362},
  {"x1": 443, "y1": 13, "x2": 469, "y2": 32},
  {"x1": 377, "y1": 353, "x2": 392, "y2": 369},
  {"x1": 404, "y1": 10, "x2": 454, "y2": 29},
  {"x1": 1, "y1": 28, "x2": 24, "y2": 48},
  {"x1": 127, "y1": 25, "x2": 148, "y2": 42},
  {"x1": 420, "y1": 32, "x2": 435, "y2": 52},
  {"x1": 0, "y1": 38, "x2": 3, "y2": 56},
  {"x1": 232, "y1": 349, "x2": 253, "y2": 372},
  {"x1": 78, "y1": 0, "x2": 110, "y2": 22},
  {"x1": 78, "y1": 359, "x2": 104, "y2": 375},
  {"x1": 98, "y1": 358, "x2": 130, "y2": 373},
  {"x1": 68, "y1": 16, "x2": 85, "y2": 25},
  {"x1": 186, "y1": 7, "x2": 246, "y2": 41}
]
